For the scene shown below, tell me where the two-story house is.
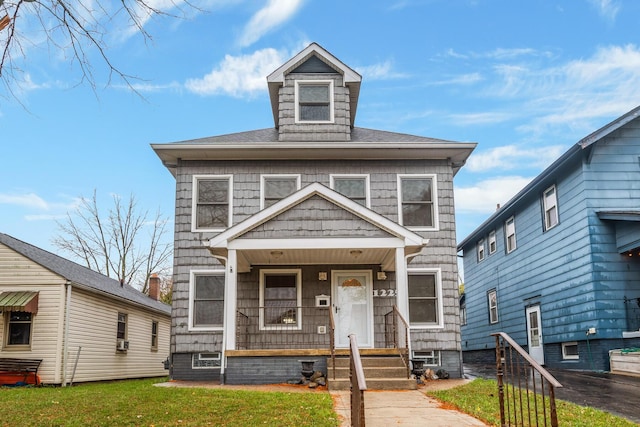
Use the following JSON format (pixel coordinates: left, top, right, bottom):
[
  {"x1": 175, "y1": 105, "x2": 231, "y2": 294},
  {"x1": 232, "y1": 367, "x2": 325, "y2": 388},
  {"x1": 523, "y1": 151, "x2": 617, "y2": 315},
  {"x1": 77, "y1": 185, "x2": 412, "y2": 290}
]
[
  {"x1": 152, "y1": 43, "x2": 476, "y2": 385},
  {"x1": 458, "y1": 106, "x2": 640, "y2": 372}
]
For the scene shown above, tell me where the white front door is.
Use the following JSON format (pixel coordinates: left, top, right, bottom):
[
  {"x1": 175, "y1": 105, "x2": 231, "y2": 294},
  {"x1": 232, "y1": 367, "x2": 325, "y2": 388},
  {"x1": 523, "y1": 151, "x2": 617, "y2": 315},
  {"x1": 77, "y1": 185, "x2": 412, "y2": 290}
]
[
  {"x1": 526, "y1": 305, "x2": 545, "y2": 365},
  {"x1": 332, "y1": 270, "x2": 373, "y2": 348}
]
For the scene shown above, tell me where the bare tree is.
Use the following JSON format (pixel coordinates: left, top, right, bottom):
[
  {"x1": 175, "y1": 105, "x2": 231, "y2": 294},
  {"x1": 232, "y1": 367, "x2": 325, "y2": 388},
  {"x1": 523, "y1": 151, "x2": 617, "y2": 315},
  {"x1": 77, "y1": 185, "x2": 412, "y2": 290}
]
[
  {"x1": 0, "y1": 0, "x2": 191, "y2": 96},
  {"x1": 53, "y1": 190, "x2": 173, "y2": 292}
]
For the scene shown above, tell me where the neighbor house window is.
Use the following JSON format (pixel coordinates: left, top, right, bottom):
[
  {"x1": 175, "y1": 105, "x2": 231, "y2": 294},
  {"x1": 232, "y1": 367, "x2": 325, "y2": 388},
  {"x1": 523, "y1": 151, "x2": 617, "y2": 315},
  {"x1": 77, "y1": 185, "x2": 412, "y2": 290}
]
[
  {"x1": 407, "y1": 270, "x2": 442, "y2": 327},
  {"x1": 151, "y1": 321, "x2": 158, "y2": 350},
  {"x1": 261, "y1": 175, "x2": 300, "y2": 209},
  {"x1": 412, "y1": 350, "x2": 441, "y2": 366},
  {"x1": 295, "y1": 80, "x2": 334, "y2": 122},
  {"x1": 259, "y1": 269, "x2": 302, "y2": 330},
  {"x1": 505, "y1": 216, "x2": 516, "y2": 253},
  {"x1": 117, "y1": 312, "x2": 127, "y2": 340},
  {"x1": 6, "y1": 312, "x2": 32, "y2": 346},
  {"x1": 192, "y1": 175, "x2": 232, "y2": 231},
  {"x1": 460, "y1": 303, "x2": 467, "y2": 326},
  {"x1": 488, "y1": 230, "x2": 497, "y2": 254},
  {"x1": 189, "y1": 271, "x2": 225, "y2": 331},
  {"x1": 330, "y1": 175, "x2": 370, "y2": 207},
  {"x1": 543, "y1": 185, "x2": 559, "y2": 231},
  {"x1": 488, "y1": 289, "x2": 498, "y2": 324},
  {"x1": 562, "y1": 342, "x2": 579, "y2": 360},
  {"x1": 192, "y1": 353, "x2": 221, "y2": 369},
  {"x1": 398, "y1": 175, "x2": 438, "y2": 229},
  {"x1": 477, "y1": 239, "x2": 486, "y2": 262}
]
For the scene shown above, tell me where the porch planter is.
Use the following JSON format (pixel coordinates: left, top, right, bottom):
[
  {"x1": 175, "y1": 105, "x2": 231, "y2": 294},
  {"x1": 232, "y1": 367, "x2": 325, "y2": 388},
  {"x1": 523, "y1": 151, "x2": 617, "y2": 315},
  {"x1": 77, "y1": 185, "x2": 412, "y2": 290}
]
[
  {"x1": 410, "y1": 359, "x2": 426, "y2": 381},
  {"x1": 609, "y1": 349, "x2": 640, "y2": 377},
  {"x1": 299, "y1": 360, "x2": 317, "y2": 380}
]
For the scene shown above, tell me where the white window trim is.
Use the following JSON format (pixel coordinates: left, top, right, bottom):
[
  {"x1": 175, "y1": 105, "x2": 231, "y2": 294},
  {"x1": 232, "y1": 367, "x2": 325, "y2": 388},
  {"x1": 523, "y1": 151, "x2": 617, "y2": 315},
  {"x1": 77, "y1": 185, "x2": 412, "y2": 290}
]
[
  {"x1": 488, "y1": 230, "x2": 497, "y2": 254},
  {"x1": 260, "y1": 174, "x2": 301, "y2": 210},
  {"x1": 505, "y1": 216, "x2": 517, "y2": 253},
  {"x1": 188, "y1": 269, "x2": 226, "y2": 332},
  {"x1": 259, "y1": 269, "x2": 302, "y2": 331},
  {"x1": 407, "y1": 268, "x2": 444, "y2": 329},
  {"x1": 191, "y1": 175, "x2": 233, "y2": 232},
  {"x1": 411, "y1": 350, "x2": 441, "y2": 366},
  {"x1": 192, "y1": 352, "x2": 221, "y2": 369},
  {"x1": 330, "y1": 174, "x2": 371, "y2": 208},
  {"x1": 295, "y1": 80, "x2": 335, "y2": 124},
  {"x1": 397, "y1": 174, "x2": 439, "y2": 231},
  {"x1": 488, "y1": 289, "x2": 499, "y2": 324},
  {"x1": 543, "y1": 185, "x2": 559, "y2": 231},
  {"x1": 477, "y1": 239, "x2": 485, "y2": 262},
  {"x1": 562, "y1": 341, "x2": 579, "y2": 360}
]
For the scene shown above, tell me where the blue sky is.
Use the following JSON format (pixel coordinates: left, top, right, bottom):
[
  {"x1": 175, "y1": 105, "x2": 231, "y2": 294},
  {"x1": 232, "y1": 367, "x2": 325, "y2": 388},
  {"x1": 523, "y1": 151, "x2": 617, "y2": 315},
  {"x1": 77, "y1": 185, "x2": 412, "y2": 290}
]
[{"x1": 2, "y1": 0, "x2": 640, "y2": 268}]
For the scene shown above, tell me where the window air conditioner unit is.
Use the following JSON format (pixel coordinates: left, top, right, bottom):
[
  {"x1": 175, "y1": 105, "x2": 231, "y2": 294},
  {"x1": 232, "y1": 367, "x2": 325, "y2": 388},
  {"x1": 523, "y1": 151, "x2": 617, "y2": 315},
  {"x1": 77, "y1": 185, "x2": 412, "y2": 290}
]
[{"x1": 117, "y1": 340, "x2": 129, "y2": 351}]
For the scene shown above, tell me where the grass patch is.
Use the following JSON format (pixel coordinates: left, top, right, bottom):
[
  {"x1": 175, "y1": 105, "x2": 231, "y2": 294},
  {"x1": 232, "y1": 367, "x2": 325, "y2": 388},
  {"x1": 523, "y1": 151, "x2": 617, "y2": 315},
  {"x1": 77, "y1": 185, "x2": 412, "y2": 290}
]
[
  {"x1": 426, "y1": 378, "x2": 637, "y2": 427},
  {"x1": 0, "y1": 378, "x2": 338, "y2": 427}
]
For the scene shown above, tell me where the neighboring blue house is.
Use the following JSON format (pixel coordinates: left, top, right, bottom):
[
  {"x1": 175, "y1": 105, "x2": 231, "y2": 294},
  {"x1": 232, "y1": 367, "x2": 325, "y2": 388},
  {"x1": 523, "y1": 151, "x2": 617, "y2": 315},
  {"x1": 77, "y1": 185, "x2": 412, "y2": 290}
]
[{"x1": 457, "y1": 106, "x2": 640, "y2": 372}]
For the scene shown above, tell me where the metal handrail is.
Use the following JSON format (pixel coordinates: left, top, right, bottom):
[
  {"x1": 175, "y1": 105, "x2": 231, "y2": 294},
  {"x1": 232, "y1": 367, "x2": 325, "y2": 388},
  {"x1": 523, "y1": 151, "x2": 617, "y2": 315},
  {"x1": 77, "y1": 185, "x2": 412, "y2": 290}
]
[
  {"x1": 384, "y1": 305, "x2": 411, "y2": 378},
  {"x1": 349, "y1": 334, "x2": 367, "y2": 427},
  {"x1": 329, "y1": 308, "x2": 336, "y2": 380}
]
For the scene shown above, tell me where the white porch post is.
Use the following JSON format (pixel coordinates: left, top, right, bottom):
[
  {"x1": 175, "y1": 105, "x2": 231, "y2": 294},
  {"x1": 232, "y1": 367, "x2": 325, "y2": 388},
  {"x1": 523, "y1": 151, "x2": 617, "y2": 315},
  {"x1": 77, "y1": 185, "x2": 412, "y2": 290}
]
[
  {"x1": 225, "y1": 249, "x2": 238, "y2": 351},
  {"x1": 395, "y1": 247, "x2": 409, "y2": 319}
]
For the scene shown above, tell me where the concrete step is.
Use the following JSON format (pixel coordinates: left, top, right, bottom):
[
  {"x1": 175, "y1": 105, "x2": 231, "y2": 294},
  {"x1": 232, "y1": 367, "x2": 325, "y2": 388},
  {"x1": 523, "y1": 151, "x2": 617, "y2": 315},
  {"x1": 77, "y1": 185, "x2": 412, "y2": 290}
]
[
  {"x1": 328, "y1": 356, "x2": 406, "y2": 369},
  {"x1": 328, "y1": 366, "x2": 408, "y2": 379},
  {"x1": 328, "y1": 377, "x2": 417, "y2": 391}
]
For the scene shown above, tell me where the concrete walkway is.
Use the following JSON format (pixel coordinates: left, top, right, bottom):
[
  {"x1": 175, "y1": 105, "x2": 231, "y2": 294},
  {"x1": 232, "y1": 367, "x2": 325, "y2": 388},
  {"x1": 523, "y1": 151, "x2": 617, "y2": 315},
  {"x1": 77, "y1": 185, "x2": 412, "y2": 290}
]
[{"x1": 331, "y1": 388, "x2": 487, "y2": 426}]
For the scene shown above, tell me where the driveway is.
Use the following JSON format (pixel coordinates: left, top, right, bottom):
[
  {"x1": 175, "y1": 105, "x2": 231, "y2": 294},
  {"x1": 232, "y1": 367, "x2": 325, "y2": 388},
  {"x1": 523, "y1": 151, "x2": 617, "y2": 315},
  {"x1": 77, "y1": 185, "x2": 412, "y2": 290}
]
[{"x1": 464, "y1": 364, "x2": 640, "y2": 424}]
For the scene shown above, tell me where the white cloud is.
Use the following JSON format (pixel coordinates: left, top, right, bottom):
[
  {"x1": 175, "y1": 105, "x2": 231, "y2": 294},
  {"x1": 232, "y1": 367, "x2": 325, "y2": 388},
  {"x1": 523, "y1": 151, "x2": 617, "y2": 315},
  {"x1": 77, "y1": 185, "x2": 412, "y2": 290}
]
[
  {"x1": 355, "y1": 61, "x2": 407, "y2": 80},
  {"x1": 455, "y1": 176, "x2": 533, "y2": 214},
  {"x1": 448, "y1": 111, "x2": 514, "y2": 126},
  {"x1": 184, "y1": 47, "x2": 288, "y2": 96},
  {"x1": 0, "y1": 193, "x2": 50, "y2": 210},
  {"x1": 237, "y1": 0, "x2": 304, "y2": 47},
  {"x1": 466, "y1": 144, "x2": 565, "y2": 172},
  {"x1": 588, "y1": 0, "x2": 620, "y2": 22}
]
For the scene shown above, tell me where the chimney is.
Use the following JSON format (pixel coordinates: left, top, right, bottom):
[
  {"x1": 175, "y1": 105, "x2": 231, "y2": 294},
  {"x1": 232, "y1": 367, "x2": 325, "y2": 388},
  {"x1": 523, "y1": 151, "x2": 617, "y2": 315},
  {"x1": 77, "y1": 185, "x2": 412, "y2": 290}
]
[{"x1": 149, "y1": 274, "x2": 160, "y2": 301}]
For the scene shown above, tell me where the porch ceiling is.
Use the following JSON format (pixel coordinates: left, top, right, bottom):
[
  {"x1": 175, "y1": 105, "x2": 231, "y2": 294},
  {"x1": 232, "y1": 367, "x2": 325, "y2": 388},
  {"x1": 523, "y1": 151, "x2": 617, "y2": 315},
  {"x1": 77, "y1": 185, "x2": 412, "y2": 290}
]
[{"x1": 238, "y1": 247, "x2": 395, "y2": 269}]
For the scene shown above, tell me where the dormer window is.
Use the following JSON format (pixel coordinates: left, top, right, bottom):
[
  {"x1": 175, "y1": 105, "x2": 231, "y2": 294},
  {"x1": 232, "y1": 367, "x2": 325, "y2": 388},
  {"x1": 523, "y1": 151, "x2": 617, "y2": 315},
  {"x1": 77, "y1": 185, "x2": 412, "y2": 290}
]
[{"x1": 295, "y1": 80, "x2": 334, "y2": 123}]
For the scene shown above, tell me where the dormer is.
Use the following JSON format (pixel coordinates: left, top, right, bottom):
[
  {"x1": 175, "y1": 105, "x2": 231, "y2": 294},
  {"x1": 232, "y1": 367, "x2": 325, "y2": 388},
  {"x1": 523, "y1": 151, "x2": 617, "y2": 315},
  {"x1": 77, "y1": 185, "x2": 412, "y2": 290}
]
[{"x1": 267, "y1": 43, "x2": 362, "y2": 142}]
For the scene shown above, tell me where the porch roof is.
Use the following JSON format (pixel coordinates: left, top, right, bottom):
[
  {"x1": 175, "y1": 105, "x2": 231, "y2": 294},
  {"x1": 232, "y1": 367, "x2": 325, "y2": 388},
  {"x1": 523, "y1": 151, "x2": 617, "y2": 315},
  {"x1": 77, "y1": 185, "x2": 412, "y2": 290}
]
[{"x1": 208, "y1": 183, "x2": 428, "y2": 272}]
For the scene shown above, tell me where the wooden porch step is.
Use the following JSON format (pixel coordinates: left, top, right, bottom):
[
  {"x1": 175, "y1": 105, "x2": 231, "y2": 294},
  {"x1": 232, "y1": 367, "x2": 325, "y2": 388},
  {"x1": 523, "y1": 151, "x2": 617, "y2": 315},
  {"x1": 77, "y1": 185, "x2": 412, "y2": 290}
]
[
  {"x1": 328, "y1": 356, "x2": 407, "y2": 369},
  {"x1": 328, "y1": 377, "x2": 417, "y2": 391},
  {"x1": 329, "y1": 366, "x2": 408, "y2": 378}
]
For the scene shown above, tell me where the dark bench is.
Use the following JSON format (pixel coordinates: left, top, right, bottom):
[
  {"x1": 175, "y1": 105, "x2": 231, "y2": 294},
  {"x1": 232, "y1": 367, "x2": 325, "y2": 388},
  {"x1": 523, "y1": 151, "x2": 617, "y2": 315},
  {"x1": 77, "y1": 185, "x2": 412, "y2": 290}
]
[{"x1": 0, "y1": 358, "x2": 43, "y2": 386}]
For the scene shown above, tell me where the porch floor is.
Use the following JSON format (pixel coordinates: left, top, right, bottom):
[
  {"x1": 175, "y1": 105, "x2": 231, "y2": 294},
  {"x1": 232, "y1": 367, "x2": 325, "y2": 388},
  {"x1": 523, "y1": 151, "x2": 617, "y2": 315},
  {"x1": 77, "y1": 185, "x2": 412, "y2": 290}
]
[{"x1": 225, "y1": 348, "x2": 405, "y2": 357}]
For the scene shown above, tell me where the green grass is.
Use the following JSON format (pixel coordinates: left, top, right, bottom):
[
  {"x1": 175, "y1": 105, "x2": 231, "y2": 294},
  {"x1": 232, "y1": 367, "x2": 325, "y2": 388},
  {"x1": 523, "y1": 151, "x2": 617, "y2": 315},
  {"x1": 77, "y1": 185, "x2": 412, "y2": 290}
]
[
  {"x1": 426, "y1": 378, "x2": 638, "y2": 427},
  {"x1": 0, "y1": 378, "x2": 338, "y2": 427}
]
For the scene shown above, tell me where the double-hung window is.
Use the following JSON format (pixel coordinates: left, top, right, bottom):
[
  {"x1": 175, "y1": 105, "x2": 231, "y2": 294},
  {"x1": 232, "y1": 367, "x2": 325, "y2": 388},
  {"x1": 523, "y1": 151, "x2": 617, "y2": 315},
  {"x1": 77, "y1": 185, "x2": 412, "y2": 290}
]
[
  {"x1": 295, "y1": 80, "x2": 334, "y2": 123},
  {"x1": 6, "y1": 312, "x2": 32, "y2": 346},
  {"x1": 117, "y1": 312, "x2": 127, "y2": 340},
  {"x1": 192, "y1": 175, "x2": 232, "y2": 231},
  {"x1": 151, "y1": 321, "x2": 158, "y2": 350},
  {"x1": 261, "y1": 175, "x2": 300, "y2": 209},
  {"x1": 477, "y1": 239, "x2": 485, "y2": 262},
  {"x1": 407, "y1": 270, "x2": 442, "y2": 327},
  {"x1": 398, "y1": 175, "x2": 438, "y2": 230},
  {"x1": 189, "y1": 271, "x2": 225, "y2": 331},
  {"x1": 488, "y1": 230, "x2": 497, "y2": 254},
  {"x1": 259, "y1": 269, "x2": 302, "y2": 330},
  {"x1": 543, "y1": 185, "x2": 559, "y2": 231},
  {"x1": 488, "y1": 289, "x2": 499, "y2": 324},
  {"x1": 505, "y1": 216, "x2": 516, "y2": 253},
  {"x1": 330, "y1": 175, "x2": 370, "y2": 207}
]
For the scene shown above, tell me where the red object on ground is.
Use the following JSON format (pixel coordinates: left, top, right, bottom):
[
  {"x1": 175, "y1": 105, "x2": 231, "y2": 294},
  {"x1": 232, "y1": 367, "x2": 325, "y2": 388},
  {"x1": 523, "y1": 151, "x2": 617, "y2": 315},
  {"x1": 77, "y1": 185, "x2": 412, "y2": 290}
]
[{"x1": 0, "y1": 371, "x2": 40, "y2": 386}]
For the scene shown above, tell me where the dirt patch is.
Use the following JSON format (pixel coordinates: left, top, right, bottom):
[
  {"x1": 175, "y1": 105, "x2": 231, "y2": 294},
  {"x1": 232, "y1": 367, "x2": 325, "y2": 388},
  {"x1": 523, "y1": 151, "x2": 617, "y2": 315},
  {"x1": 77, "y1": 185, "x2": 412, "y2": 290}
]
[
  {"x1": 418, "y1": 378, "x2": 472, "y2": 391},
  {"x1": 157, "y1": 380, "x2": 328, "y2": 393}
]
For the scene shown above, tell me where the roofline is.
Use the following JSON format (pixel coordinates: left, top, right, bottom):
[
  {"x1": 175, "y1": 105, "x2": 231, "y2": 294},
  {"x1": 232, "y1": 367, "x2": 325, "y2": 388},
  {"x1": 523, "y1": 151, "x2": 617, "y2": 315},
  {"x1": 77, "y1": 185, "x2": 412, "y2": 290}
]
[
  {"x1": 578, "y1": 104, "x2": 640, "y2": 148},
  {"x1": 67, "y1": 281, "x2": 171, "y2": 316}
]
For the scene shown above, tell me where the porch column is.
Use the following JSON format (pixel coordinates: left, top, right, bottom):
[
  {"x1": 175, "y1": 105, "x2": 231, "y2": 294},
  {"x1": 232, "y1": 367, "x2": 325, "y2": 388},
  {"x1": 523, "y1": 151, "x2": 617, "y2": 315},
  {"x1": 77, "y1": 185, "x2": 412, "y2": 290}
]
[
  {"x1": 224, "y1": 249, "x2": 238, "y2": 351},
  {"x1": 395, "y1": 247, "x2": 409, "y2": 320}
]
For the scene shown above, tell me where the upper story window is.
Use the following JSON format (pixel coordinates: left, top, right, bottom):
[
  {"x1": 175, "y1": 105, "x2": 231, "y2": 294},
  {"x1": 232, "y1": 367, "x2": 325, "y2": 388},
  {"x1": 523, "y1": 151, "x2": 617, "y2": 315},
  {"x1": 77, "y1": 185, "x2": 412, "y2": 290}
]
[
  {"x1": 488, "y1": 230, "x2": 497, "y2": 254},
  {"x1": 477, "y1": 239, "x2": 486, "y2": 262},
  {"x1": 407, "y1": 269, "x2": 442, "y2": 327},
  {"x1": 505, "y1": 216, "x2": 517, "y2": 253},
  {"x1": 330, "y1": 175, "x2": 370, "y2": 207},
  {"x1": 488, "y1": 289, "x2": 499, "y2": 324},
  {"x1": 192, "y1": 175, "x2": 232, "y2": 232},
  {"x1": 261, "y1": 175, "x2": 300, "y2": 209},
  {"x1": 189, "y1": 271, "x2": 225, "y2": 331},
  {"x1": 5, "y1": 312, "x2": 33, "y2": 346},
  {"x1": 398, "y1": 175, "x2": 438, "y2": 230},
  {"x1": 295, "y1": 80, "x2": 334, "y2": 123},
  {"x1": 543, "y1": 185, "x2": 559, "y2": 231},
  {"x1": 259, "y1": 269, "x2": 302, "y2": 330}
]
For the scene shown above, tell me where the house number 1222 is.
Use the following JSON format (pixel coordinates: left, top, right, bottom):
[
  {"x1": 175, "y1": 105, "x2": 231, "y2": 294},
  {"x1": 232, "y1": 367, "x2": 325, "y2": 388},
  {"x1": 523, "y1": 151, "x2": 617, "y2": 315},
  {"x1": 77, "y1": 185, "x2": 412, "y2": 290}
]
[{"x1": 373, "y1": 289, "x2": 396, "y2": 297}]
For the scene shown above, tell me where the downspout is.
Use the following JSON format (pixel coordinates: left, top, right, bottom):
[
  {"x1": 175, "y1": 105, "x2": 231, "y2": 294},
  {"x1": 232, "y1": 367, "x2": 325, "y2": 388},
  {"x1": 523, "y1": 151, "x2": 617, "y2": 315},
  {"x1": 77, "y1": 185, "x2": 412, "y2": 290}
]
[
  {"x1": 61, "y1": 281, "x2": 72, "y2": 387},
  {"x1": 401, "y1": 246, "x2": 429, "y2": 364},
  {"x1": 211, "y1": 254, "x2": 229, "y2": 383}
]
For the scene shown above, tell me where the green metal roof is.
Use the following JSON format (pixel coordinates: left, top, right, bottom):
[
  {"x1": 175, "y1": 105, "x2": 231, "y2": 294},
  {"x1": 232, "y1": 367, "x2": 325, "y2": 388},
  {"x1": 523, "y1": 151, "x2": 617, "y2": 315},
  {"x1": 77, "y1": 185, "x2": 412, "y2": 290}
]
[{"x1": 0, "y1": 291, "x2": 39, "y2": 313}]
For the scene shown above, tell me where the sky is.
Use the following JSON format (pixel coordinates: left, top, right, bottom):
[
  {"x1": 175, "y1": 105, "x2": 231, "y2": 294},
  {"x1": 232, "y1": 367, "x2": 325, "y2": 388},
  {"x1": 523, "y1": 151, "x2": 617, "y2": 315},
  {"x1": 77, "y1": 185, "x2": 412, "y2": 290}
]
[{"x1": 2, "y1": 0, "x2": 640, "y2": 275}]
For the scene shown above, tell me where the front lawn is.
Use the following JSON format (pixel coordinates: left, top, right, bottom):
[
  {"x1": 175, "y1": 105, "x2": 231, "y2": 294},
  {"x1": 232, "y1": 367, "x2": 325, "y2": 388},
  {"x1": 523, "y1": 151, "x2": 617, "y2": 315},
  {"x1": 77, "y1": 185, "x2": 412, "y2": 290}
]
[
  {"x1": 426, "y1": 378, "x2": 637, "y2": 427},
  {"x1": 0, "y1": 378, "x2": 338, "y2": 427}
]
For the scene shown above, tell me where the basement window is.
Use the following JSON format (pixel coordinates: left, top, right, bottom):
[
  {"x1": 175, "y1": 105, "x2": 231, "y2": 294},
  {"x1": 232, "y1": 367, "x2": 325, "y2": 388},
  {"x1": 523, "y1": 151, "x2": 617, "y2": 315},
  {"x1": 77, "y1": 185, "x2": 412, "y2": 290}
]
[{"x1": 192, "y1": 353, "x2": 221, "y2": 369}]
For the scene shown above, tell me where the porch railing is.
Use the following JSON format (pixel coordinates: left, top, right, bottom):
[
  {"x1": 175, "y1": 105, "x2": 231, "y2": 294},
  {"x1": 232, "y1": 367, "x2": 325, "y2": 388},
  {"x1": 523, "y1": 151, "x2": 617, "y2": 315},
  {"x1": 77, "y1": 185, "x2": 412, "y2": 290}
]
[
  {"x1": 349, "y1": 334, "x2": 367, "y2": 427},
  {"x1": 236, "y1": 306, "x2": 331, "y2": 350},
  {"x1": 384, "y1": 305, "x2": 410, "y2": 378},
  {"x1": 492, "y1": 332, "x2": 563, "y2": 427}
]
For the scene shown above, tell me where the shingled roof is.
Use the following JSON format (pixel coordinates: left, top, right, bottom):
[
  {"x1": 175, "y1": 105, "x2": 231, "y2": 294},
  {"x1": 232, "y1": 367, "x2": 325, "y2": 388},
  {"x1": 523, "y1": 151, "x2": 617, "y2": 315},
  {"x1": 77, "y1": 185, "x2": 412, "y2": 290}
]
[{"x1": 0, "y1": 233, "x2": 171, "y2": 316}]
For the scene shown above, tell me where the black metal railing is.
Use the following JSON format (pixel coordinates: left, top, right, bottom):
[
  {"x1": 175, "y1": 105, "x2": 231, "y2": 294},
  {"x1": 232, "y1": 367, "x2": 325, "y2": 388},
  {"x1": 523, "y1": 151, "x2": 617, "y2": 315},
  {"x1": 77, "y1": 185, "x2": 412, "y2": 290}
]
[
  {"x1": 329, "y1": 308, "x2": 336, "y2": 380},
  {"x1": 384, "y1": 305, "x2": 410, "y2": 378},
  {"x1": 492, "y1": 332, "x2": 563, "y2": 427},
  {"x1": 349, "y1": 334, "x2": 367, "y2": 427},
  {"x1": 236, "y1": 306, "x2": 331, "y2": 350}
]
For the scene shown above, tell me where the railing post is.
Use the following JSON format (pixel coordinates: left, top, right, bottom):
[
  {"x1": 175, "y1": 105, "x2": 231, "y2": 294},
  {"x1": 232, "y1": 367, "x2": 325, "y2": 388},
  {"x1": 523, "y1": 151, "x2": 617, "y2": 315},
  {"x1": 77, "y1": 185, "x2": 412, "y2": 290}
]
[{"x1": 495, "y1": 335, "x2": 506, "y2": 427}]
